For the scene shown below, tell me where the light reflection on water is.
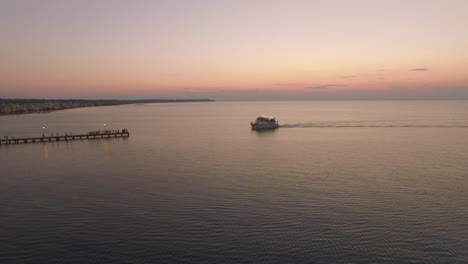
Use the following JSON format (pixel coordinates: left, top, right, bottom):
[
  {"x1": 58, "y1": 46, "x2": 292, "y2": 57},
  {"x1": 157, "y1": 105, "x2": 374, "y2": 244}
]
[{"x1": 42, "y1": 144, "x2": 48, "y2": 160}]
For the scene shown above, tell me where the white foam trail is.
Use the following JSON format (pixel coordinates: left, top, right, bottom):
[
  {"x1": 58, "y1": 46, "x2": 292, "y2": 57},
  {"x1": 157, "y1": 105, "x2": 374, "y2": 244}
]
[{"x1": 280, "y1": 120, "x2": 468, "y2": 128}]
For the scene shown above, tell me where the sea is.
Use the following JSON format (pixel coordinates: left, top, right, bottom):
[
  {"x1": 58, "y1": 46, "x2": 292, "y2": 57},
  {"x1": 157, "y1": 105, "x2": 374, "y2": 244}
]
[{"x1": 1, "y1": 101, "x2": 467, "y2": 264}]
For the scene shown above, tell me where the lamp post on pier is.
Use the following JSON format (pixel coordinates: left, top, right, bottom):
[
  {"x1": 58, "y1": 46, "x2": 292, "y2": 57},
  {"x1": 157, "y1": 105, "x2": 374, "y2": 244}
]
[{"x1": 42, "y1": 126, "x2": 45, "y2": 137}]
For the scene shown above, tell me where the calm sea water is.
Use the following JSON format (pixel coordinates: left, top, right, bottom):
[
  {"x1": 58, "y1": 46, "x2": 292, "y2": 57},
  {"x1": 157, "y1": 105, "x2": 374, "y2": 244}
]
[{"x1": 1, "y1": 101, "x2": 467, "y2": 264}]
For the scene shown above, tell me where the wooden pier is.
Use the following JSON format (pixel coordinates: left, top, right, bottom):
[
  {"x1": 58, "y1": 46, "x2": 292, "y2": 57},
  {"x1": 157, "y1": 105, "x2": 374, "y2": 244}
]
[{"x1": 0, "y1": 130, "x2": 129, "y2": 145}]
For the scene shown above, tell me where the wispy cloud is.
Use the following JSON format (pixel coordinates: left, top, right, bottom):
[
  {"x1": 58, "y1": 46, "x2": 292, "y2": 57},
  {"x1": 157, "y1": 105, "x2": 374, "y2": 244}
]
[
  {"x1": 275, "y1": 82, "x2": 299, "y2": 86},
  {"x1": 305, "y1": 84, "x2": 347, "y2": 90},
  {"x1": 184, "y1": 87, "x2": 221, "y2": 92},
  {"x1": 340, "y1": 75, "x2": 356, "y2": 79},
  {"x1": 409, "y1": 68, "x2": 429, "y2": 71}
]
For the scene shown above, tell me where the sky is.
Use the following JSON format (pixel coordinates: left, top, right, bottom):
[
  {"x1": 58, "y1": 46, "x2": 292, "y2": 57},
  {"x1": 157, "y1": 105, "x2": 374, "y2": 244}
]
[{"x1": 1, "y1": 0, "x2": 468, "y2": 100}]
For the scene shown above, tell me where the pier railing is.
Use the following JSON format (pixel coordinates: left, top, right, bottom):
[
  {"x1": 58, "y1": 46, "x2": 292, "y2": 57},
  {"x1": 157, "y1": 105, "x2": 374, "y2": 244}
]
[{"x1": 0, "y1": 130, "x2": 129, "y2": 145}]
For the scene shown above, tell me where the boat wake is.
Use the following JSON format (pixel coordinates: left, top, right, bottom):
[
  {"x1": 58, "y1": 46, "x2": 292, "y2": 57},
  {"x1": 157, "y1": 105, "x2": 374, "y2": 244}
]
[{"x1": 280, "y1": 120, "x2": 468, "y2": 128}]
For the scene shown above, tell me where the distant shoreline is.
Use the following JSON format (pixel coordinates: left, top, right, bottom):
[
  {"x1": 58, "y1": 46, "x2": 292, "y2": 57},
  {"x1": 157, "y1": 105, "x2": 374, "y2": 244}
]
[{"x1": 0, "y1": 99, "x2": 215, "y2": 116}]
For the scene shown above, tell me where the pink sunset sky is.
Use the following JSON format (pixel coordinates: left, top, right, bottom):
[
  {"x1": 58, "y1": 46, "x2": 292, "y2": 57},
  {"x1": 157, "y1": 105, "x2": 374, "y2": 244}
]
[{"x1": 1, "y1": 0, "x2": 467, "y2": 100}]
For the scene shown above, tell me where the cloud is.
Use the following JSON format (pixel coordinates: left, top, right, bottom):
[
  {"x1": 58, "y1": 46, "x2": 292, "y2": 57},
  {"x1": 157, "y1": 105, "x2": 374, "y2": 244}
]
[
  {"x1": 340, "y1": 75, "x2": 356, "y2": 78},
  {"x1": 305, "y1": 84, "x2": 347, "y2": 90},
  {"x1": 409, "y1": 68, "x2": 429, "y2": 71},
  {"x1": 184, "y1": 87, "x2": 221, "y2": 92},
  {"x1": 275, "y1": 82, "x2": 299, "y2": 86}
]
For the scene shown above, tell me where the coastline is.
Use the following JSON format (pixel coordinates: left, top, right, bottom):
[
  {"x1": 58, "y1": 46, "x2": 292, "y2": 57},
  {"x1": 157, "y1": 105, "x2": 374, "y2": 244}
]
[{"x1": 0, "y1": 99, "x2": 215, "y2": 116}]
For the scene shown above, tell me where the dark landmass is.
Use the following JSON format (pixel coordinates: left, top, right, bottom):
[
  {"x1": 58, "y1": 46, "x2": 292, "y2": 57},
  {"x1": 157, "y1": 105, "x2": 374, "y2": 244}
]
[{"x1": 0, "y1": 98, "x2": 215, "y2": 115}]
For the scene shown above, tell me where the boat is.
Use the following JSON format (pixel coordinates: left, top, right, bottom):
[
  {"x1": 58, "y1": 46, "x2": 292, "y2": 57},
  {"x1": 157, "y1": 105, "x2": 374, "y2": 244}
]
[{"x1": 251, "y1": 115, "x2": 279, "y2": 130}]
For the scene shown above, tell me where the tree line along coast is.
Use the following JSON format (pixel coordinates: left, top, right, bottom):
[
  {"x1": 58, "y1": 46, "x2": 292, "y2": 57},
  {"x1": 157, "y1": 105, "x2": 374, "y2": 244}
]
[{"x1": 0, "y1": 99, "x2": 215, "y2": 115}]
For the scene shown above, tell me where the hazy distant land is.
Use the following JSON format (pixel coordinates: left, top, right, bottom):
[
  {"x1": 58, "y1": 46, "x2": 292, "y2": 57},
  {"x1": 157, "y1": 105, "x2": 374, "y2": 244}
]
[{"x1": 0, "y1": 98, "x2": 215, "y2": 115}]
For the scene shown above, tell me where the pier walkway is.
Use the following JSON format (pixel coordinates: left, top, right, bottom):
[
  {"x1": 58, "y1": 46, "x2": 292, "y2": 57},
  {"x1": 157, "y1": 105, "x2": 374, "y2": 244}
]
[{"x1": 0, "y1": 130, "x2": 129, "y2": 145}]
